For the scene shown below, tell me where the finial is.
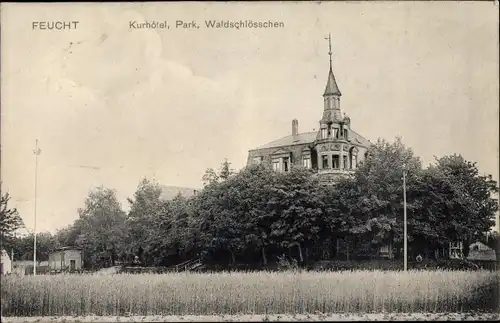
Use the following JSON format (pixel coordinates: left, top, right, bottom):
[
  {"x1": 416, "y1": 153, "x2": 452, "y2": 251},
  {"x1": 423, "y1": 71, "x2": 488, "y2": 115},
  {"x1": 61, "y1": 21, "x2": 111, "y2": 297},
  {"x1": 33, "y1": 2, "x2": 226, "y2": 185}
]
[{"x1": 325, "y1": 33, "x2": 332, "y2": 70}]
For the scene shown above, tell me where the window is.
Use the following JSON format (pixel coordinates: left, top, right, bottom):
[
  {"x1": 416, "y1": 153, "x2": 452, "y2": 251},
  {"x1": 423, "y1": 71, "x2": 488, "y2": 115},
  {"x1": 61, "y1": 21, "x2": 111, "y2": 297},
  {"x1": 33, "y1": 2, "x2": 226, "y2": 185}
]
[
  {"x1": 351, "y1": 155, "x2": 357, "y2": 169},
  {"x1": 333, "y1": 128, "x2": 339, "y2": 139},
  {"x1": 379, "y1": 243, "x2": 394, "y2": 259},
  {"x1": 332, "y1": 155, "x2": 340, "y2": 169},
  {"x1": 449, "y1": 241, "x2": 463, "y2": 259},
  {"x1": 272, "y1": 160, "x2": 280, "y2": 171},
  {"x1": 343, "y1": 155, "x2": 348, "y2": 169},
  {"x1": 344, "y1": 129, "x2": 348, "y2": 139},
  {"x1": 282, "y1": 157, "x2": 289, "y2": 172},
  {"x1": 322, "y1": 155, "x2": 329, "y2": 169},
  {"x1": 321, "y1": 128, "x2": 327, "y2": 139},
  {"x1": 252, "y1": 156, "x2": 263, "y2": 165},
  {"x1": 302, "y1": 157, "x2": 311, "y2": 169}
]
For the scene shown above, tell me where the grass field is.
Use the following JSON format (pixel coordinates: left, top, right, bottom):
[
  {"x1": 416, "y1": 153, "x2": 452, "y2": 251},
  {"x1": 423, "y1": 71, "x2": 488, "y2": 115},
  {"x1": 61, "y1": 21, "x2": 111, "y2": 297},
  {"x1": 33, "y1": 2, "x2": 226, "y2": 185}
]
[{"x1": 1, "y1": 270, "x2": 498, "y2": 317}]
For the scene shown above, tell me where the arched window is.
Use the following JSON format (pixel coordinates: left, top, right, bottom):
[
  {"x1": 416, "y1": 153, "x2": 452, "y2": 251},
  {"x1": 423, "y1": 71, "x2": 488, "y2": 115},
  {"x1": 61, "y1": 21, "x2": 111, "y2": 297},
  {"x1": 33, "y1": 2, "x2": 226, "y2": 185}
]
[
  {"x1": 349, "y1": 147, "x2": 358, "y2": 169},
  {"x1": 321, "y1": 128, "x2": 327, "y2": 139}
]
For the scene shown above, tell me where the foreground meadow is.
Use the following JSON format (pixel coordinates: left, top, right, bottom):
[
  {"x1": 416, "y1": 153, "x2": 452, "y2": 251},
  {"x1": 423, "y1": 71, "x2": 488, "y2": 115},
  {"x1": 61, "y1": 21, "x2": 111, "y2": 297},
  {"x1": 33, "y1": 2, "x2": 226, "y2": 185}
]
[{"x1": 1, "y1": 270, "x2": 498, "y2": 317}]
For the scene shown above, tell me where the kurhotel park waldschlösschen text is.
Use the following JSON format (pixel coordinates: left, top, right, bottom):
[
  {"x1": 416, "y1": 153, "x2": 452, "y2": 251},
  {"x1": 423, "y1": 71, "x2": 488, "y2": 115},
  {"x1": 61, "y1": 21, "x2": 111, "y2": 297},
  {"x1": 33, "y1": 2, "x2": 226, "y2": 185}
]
[{"x1": 129, "y1": 19, "x2": 285, "y2": 30}]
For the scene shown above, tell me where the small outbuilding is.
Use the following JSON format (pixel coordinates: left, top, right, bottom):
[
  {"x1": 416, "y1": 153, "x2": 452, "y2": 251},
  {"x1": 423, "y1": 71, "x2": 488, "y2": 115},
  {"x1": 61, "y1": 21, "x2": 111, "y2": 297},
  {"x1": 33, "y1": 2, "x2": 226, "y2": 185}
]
[
  {"x1": 49, "y1": 247, "x2": 83, "y2": 271},
  {"x1": 467, "y1": 241, "x2": 497, "y2": 261}
]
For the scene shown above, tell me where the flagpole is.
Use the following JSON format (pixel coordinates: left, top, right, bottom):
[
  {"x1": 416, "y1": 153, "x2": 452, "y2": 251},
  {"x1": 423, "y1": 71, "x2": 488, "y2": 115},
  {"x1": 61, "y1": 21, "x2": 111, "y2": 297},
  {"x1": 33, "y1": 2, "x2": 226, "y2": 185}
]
[
  {"x1": 403, "y1": 163, "x2": 408, "y2": 271},
  {"x1": 33, "y1": 139, "x2": 41, "y2": 276}
]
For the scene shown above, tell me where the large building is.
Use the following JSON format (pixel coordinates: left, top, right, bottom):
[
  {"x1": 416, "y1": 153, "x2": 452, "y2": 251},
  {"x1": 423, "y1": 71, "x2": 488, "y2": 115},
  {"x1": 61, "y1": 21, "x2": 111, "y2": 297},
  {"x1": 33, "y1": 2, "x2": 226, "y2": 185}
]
[{"x1": 247, "y1": 37, "x2": 371, "y2": 183}]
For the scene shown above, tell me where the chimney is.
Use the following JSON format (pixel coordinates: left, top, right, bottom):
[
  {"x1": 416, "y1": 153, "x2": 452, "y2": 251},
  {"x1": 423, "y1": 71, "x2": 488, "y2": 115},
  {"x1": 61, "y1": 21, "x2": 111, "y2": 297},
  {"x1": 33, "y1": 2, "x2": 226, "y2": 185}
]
[{"x1": 292, "y1": 119, "x2": 299, "y2": 137}]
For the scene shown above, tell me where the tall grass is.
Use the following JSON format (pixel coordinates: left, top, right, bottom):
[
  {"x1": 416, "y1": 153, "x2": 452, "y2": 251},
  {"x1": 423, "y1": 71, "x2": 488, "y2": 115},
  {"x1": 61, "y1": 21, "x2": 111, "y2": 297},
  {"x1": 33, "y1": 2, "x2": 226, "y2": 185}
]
[{"x1": 1, "y1": 270, "x2": 498, "y2": 316}]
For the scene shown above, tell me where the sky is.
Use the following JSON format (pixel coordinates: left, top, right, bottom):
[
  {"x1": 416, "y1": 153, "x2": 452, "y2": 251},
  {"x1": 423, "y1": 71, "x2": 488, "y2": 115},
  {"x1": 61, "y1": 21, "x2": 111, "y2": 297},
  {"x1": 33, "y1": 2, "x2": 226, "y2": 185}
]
[{"x1": 1, "y1": 2, "x2": 499, "y2": 233}]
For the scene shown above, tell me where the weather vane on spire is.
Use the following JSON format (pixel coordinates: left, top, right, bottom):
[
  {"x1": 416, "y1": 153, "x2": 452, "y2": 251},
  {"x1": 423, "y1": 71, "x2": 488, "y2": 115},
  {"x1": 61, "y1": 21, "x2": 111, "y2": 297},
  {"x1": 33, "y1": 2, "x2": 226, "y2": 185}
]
[{"x1": 325, "y1": 33, "x2": 332, "y2": 70}]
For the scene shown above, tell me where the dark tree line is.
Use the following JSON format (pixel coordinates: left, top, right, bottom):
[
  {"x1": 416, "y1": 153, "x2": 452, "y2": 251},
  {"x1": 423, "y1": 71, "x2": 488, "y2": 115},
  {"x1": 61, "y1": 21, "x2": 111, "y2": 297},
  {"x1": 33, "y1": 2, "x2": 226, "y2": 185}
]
[
  {"x1": 0, "y1": 189, "x2": 24, "y2": 252},
  {"x1": 4, "y1": 138, "x2": 499, "y2": 268}
]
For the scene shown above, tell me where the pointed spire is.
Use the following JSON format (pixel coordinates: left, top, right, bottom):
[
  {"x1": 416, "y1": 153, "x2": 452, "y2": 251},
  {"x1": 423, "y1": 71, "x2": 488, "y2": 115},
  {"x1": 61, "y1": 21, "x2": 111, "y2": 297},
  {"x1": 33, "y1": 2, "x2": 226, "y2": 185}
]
[{"x1": 323, "y1": 33, "x2": 341, "y2": 97}]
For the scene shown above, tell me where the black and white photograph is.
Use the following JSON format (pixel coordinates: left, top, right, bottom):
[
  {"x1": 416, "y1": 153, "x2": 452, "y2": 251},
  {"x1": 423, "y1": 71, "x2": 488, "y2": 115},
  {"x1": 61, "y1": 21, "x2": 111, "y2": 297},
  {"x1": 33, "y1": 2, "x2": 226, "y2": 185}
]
[{"x1": 0, "y1": 2, "x2": 499, "y2": 322}]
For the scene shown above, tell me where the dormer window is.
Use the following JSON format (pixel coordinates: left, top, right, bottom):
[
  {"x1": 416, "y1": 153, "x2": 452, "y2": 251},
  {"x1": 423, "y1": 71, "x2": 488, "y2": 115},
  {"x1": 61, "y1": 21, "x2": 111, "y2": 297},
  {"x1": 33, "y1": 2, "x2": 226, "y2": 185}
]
[
  {"x1": 302, "y1": 156, "x2": 311, "y2": 169},
  {"x1": 351, "y1": 155, "x2": 357, "y2": 169},
  {"x1": 282, "y1": 157, "x2": 289, "y2": 172},
  {"x1": 272, "y1": 159, "x2": 280, "y2": 171},
  {"x1": 321, "y1": 128, "x2": 327, "y2": 139},
  {"x1": 271, "y1": 151, "x2": 291, "y2": 173}
]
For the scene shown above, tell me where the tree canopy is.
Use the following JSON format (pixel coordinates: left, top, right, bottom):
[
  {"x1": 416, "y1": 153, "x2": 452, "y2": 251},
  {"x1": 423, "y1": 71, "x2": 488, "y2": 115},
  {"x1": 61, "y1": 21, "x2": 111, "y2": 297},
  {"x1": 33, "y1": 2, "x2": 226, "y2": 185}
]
[
  {"x1": 10, "y1": 138, "x2": 497, "y2": 268},
  {"x1": 0, "y1": 189, "x2": 24, "y2": 251}
]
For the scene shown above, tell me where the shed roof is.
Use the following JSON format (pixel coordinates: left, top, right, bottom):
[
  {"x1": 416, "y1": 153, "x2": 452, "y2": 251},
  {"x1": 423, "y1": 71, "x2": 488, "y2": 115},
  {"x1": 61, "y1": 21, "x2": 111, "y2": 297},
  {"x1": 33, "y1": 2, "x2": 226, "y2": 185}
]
[
  {"x1": 52, "y1": 246, "x2": 82, "y2": 252},
  {"x1": 467, "y1": 241, "x2": 497, "y2": 261}
]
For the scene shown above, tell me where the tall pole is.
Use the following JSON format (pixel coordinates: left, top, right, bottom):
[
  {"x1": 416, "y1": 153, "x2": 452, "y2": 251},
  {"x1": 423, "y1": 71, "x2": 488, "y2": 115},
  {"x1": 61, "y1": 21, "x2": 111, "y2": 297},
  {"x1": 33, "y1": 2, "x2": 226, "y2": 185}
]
[
  {"x1": 11, "y1": 231, "x2": 15, "y2": 262},
  {"x1": 33, "y1": 139, "x2": 41, "y2": 276},
  {"x1": 403, "y1": 164, "x2": 408, "y2": 271}
]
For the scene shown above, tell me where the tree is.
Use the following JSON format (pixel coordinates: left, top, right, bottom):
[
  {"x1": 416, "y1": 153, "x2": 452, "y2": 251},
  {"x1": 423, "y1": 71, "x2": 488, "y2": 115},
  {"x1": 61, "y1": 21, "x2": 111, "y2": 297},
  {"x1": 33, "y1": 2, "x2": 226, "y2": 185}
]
[
  {"x1": 0, "y1": 190, "x2": 24, "y2": 251},
  {"x1": 76, "y1": 187, "x2": 127, "y2": 268},
  {"x1": 125, "y1": 178, "x2": 163, "y2": 264},
  {"x1": 54, "y1": 221, "x2": 84, "y2": 247},
  {"x1": 323, "y1": 178, "x2": 366, "y2": 260},
  {"x1": 418, "y1": 155, "x2": 498, "y2": 257},
  {"x1": 226, "y1": 164, "x2": 280, "y2": 265},
  {"x1": 194, "y1": 163, "x2": 279, "y2": 265},
  {"x1": 202, "y1": 168, "x2": 219, "y2": 187},
  {"x1": 268, "y1": 167, "x2": 325, "y2": 263},
  {"x1": 350, "y1": 137, "x2": 423, "y2": 257},
  {"x1": 203, "y1": 180, "x2": 248, "y2": 264},
  {"x1": 483, "y1": 231, "x2": 499, "y2": 260},
  {"x1": 218, "y1": 158, "x2": 235, "y2": 181},
  {"x1": 12, "y1": 232, "x2": 59, "y2": 263},
  {"x1": 202, "y1": 159, "x2": 235, "y2": 186}
]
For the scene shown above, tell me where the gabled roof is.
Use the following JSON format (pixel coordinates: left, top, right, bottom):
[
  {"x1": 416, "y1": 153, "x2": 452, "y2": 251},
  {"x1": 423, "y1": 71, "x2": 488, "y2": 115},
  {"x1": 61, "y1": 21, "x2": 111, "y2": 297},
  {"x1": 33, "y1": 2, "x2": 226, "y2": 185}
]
[
  {"x1": 350, "y1": 130, "x2": 372, "y2": 147},
  {"x1": 251, "y1": 130, "x2": 371, "y2": 151},
  {"x1": 323, "y1": 68, "x2": 341, "y2": 97},
  {"x1": 253, "y1": 132, "x2": 317, "y2": 150}
]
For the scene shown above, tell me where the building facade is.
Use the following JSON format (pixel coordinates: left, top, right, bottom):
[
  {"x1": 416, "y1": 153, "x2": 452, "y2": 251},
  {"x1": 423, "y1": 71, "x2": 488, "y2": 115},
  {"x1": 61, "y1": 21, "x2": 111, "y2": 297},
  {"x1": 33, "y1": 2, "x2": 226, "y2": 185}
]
[
  {"x1": 49, "y1": 247, "x2": 83, "y2": 271},
  {"x1": 247, "y1": 40, "x2": 371, "y2": 183}
]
